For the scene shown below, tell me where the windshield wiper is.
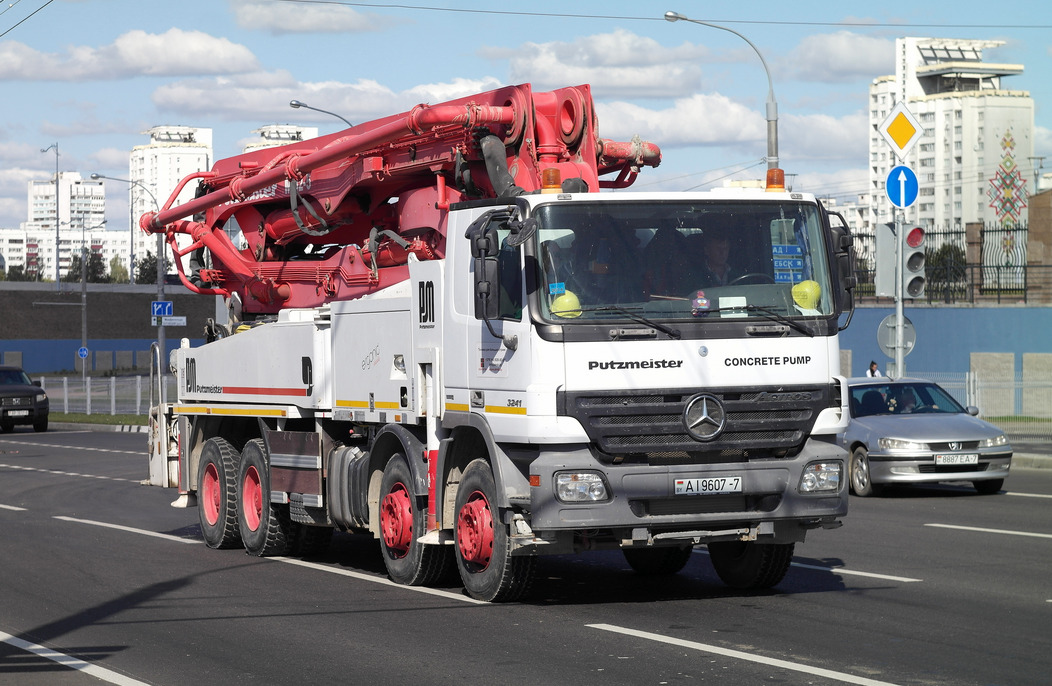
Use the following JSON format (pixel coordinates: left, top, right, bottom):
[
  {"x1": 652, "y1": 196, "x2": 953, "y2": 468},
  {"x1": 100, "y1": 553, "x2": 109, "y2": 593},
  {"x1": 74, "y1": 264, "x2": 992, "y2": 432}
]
[
  {"x1": 743, "y1": 305, "x2": 814, "y2": 337},
  {"x1": 579, "y1": 305, "x2": 682, "y2": 340}
]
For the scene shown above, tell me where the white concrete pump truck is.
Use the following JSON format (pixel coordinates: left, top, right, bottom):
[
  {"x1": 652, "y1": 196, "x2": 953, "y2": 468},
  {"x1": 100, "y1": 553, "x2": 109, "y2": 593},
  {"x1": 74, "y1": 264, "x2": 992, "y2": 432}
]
[{"x1": 144, "y1": 84, "x2": 856, "y2": 602}]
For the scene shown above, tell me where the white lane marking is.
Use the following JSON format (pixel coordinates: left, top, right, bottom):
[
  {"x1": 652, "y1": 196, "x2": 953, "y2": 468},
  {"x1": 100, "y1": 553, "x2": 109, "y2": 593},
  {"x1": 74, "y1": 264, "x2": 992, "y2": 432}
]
[
  {"x1": 1006, "y1": 491, "x2": 1052, "y2": 499},
  {"x1": 692, "y1": 548, "x2": 921, "y2": 583},
  {"x1": 0, "y1": 630, "x2": 151, "y2": 686},
  {"x1": 587, "y1": 623, "x2": 902, "y2": 686},
  {"x1": 0, "y1": 463, "x2": 136, "y2": 483},
  {"x1": 0, "y1": 440, "x2": 141, "y2": 456},
  {"x1": 277, "y1": 558, "x2": 487, "y2": 605},
  {"x1": 925, "y1": 523, "x2": 1052, "y2": 540},
  {"x1": 0, "y1": 503, "x2": 27, "y2": 511},
  {"x1": 53, "y1": 516, "x2": 200, "y2": 544},
  {"x1": 790, "y1": 561, "x2": 922, "y2": 583},
  {"x1": 53, "y1": 516, "x2": 485, "y2": 604}
]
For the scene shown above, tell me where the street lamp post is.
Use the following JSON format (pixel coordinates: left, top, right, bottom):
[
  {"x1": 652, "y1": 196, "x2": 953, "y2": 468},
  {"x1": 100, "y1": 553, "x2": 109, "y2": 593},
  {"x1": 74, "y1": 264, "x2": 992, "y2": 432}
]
[
  {"x1": 289, "y1": 99, "x2": 354, "y2": 128},
  {"x1": 90, "y1": 173, "x2": 166, "y2": 399},
  {"x1": 664, "y1": 11, "x2": 779, "y2": 171},
  {"x1": 41, "y1": 143, "x2": 60, "y2": 286},
  {"x1": 90, "y1": 173, "x2": 149, "y2": 285},
  {"x1": 79, "y1": 219, "x2": 106, "y2": 385}
]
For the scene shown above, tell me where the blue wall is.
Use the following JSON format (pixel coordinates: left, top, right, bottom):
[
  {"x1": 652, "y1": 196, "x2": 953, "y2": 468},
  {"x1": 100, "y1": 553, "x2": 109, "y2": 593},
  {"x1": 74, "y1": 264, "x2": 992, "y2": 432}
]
[
  {"x1": 0, "y1": 337, "x2": 202, "y2": 374},
  {"x1": 839, "y1": 306, "x2": 1052, "y2": 376}
]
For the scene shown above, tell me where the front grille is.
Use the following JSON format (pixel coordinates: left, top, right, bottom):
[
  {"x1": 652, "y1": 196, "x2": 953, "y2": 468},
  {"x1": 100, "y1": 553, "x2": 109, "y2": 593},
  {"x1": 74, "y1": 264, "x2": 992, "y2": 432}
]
[
  {"x1": 929, "y1": 441, "x2": 980, "y2": 451},
  {"x1": 560, "y1": 385, "x2": 832, "y2": 463},
  {"x1": 0, "y1": 396, "x2": 30, "y2": 407}
]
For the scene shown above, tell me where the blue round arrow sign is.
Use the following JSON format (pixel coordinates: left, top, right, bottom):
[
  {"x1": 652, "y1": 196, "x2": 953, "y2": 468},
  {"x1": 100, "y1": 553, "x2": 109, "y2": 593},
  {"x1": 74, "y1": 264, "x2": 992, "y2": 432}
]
[{"x1": 885, "y1": 165, "x2": 919, "y2": 209}]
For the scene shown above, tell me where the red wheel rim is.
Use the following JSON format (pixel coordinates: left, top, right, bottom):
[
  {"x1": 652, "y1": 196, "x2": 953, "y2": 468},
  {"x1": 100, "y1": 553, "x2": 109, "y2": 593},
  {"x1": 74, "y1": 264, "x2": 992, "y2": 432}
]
[
  {"x1": 457, "y1": 490, "x2": 494, "y2": 569},
  {"x1": 380, "y1": 482, "x2": 413, "y2": 558},
  {"x1": 242, "y1": 465, "x2": 262, "y2": 531},
  {"x1": 202, "y1": 462, "x2": 220, "y2": 526}
]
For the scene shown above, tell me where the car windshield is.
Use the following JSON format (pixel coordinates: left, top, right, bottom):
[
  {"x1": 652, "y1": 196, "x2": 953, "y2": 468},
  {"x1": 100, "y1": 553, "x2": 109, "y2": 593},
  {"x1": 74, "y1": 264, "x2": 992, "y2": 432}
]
[
  {"x1": 0, "y1": 369, "x2": 32, "y2": 385},
  {"x1": 531, "y1": 200, "x2": 835, "y2": 323},
  {"x1": 850, "y1": 382, "x2": 965, "y2": 417}
]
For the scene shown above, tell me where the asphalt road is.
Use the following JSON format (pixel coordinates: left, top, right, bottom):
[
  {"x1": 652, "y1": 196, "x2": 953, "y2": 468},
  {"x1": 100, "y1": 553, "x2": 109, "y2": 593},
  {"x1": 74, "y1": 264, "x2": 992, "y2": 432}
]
[{"x1": 1, "y1": 428, "x2": 1050, "y2": 685}]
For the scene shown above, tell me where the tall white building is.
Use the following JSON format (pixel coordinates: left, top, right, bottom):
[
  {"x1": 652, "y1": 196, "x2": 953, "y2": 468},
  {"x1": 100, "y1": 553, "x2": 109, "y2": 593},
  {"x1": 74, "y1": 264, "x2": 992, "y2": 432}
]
[
  {"x1": 18, "y1": 171, "x2": 106, "y2": 281},
  {"x1": 869, "y1": 38, "x2": 1034, "y2": 231},
  {"x1": 243, "y1": 124, "x2": 318, "y2": 153},
  {"x1": 129, "y1": 126, "x2": 213, "y2": 278}
]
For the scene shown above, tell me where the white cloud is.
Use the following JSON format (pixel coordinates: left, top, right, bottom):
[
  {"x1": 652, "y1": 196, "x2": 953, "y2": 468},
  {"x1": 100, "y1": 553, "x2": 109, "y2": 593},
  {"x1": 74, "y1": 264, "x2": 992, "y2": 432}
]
[
  {"x1": 596, "y1": 94, "x2": 766, "y2": 147},
  {"x1": 493, "y1": 29, "x2": 707, "y2": 98},
  {"x1": 781, "y1": 111, "x2": 870, "y2": 163},
  {"x1": 230, "y1": 0, "x2": 382, "y2": 34},
  {"x1": 787, "y1": 32, "x2": 894, "y2": 83},
  {"x1": 0, "y1": 28, "x2": 259, "y2": 81},
  {"x1": 151, "y1": 72, "x2": 505, "y2": 122}
]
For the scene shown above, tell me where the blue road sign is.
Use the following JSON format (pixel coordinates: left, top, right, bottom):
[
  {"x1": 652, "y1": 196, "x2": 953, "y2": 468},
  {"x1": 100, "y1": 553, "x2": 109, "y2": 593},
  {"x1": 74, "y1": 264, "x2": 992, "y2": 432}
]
[
  {"x1": 885, "y1": 165, "x2": 919, "y2": 209},
  {"x1": 78, "y1": 347, "x2": 89, "y2": 359},
  {"x1": 151, "y1": 300, "x2": 173, "y2": 317}
]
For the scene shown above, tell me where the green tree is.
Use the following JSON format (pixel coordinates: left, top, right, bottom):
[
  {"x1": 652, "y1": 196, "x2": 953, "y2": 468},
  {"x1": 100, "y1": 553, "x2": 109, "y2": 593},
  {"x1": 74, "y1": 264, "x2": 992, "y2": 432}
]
[
  {"x1": 109, "y1": 255, "x2": 129, "y2": 284},
  {"x1": 136, "y1": 251, "x2": 157, "y2": 284}
]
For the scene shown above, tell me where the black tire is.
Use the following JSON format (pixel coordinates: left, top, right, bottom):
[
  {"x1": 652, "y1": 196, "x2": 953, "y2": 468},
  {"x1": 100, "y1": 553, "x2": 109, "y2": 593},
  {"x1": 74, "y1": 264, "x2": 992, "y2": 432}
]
[
  {"x1": 850, "y1": 446, "x2": 883, "y2": 497},
  {"x1": 708, "y1": 541, "x2": 795, "y2": 590},
  {"x1": 198, "y1": 437, "x2": 242, "y2": 549},
  {"x1": 623, "y1": 546, "x2": 694, "y2": 575},
  {"x1": 0, "y1": 420, "x2": 13, "y2": 433},
  {"x1": 33, "y1": 415, "x2": 48, "y2": 432},
  {"x1": 291, "y1": 525, "x2": 334, "y2": 556},
  {"x1": 454, "y1": 459, "x2": 535, "y2": 602},
  {"x1": 379, "y1": 454, "x2": 452, "y2": 586},
  {"x1": 237, "y1": 439, "x2": 294, "y2": 556},
  {"x1": 973, "y1": 478, "x2": 1004, "y2": 495}
]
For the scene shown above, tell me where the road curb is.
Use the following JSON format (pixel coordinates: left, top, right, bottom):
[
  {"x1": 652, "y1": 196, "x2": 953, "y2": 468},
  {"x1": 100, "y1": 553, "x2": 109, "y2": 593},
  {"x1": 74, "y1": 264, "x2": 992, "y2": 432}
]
[{"x1": 50, "y1": 422, "x2": 148, "y2": 433}]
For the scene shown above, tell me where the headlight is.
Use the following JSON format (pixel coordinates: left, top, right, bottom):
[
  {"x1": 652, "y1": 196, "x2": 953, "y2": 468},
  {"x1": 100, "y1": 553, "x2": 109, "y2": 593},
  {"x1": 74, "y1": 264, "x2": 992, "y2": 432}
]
[
  {"x1": 35, "y1": 392, "x2": 47, "y2": 402},
  {"x1": 555, "y1": 472, "x2": 609, "y2": 502},
  {"x1": 799, "y1": 462, "x2": 842, "y2": 493},
  {"x1": 879, "y1": 437, "x2": 927, "y2": 451},
  {"x1": 980, "y1": 433, "x2": 1009, "y2": 448}
]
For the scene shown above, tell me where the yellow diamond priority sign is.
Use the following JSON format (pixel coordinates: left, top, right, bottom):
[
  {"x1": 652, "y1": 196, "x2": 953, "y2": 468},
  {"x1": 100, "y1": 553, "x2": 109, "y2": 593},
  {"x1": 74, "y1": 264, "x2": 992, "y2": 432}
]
[{"x1": 878, "y1": 101, "x2": 923, "y2": 160}]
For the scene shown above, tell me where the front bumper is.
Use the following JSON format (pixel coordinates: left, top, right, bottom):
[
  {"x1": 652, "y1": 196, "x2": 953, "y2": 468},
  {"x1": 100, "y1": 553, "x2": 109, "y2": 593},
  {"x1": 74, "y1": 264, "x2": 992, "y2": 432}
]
[
  {"x1": 527, "y1": 437, "x2": 848, "y2": 545},
  {"x1": 0, "y1": 403, "x2": 48, "y2": 426},
  {"x1": 868, "y1": 450, "x2": 1012, "y2": 485}
]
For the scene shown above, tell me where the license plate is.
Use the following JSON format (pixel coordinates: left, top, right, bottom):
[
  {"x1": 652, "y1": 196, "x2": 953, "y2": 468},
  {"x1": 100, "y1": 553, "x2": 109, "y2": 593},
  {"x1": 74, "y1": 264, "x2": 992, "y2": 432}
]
[
  {"x1": 675, "y1": 476, "x2": 742, "y2": 495},
  {"x1": 935, "y1": 453, "x2": 978, "y2": 465},
  {"x1": 6, "y1": 410, "x2": 29, "y2": 417}
]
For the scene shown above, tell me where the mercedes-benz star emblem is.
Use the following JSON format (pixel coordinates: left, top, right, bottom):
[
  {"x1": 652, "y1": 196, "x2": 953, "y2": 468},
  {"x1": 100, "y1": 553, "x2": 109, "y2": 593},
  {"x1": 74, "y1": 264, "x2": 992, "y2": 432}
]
[{"x1": 683, "y1": 393, "x2": 726, "y2": 442}]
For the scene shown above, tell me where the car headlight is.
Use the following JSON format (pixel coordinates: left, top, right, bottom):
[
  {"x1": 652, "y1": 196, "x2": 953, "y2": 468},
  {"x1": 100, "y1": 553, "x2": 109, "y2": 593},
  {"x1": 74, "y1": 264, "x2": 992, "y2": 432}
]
[
  {"x1": 554, "y1": 472, "x2": 609, "y2": 502},
  {"x1": 799, "y1": 461, "x2": 842, "y2": 493},
  {"x1": 35, "y1": 392, "x2": 47, "y2": 402},
  {"x1": 879, "y1": 437, "x2": 927, "y2": 451},
  {"x1": 980, "y1": 433, "x2": 1009, "y2": 448}
]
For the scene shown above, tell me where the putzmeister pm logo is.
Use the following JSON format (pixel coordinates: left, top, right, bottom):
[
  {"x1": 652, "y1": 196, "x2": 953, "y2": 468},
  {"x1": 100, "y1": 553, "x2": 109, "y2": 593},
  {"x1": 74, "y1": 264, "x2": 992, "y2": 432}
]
[{"x1": 683, "y1": 393, "x2": 726, "y2": 442}]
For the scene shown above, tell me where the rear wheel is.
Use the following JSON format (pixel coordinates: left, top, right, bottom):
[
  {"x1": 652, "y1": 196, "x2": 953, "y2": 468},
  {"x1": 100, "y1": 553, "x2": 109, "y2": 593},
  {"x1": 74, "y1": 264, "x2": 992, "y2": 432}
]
[
  {"x1": 850, "y1": 447, "x2": 882, "y2": 497},
  {"x1": 623, "y1": 546, "x2": 694, "y2": 575},
  {"x1": 379, "y1": 454, "x2": 452, "y2": 586},
  {"x1": 237, "y1": 439, "x2": 294, "y2": 556},
  {"x1": 973, "y1": 478, "x2": 1004, "y2": 495},
  {"x1": 454, "y1": 459, "x2": 535, "y2": 602},
  {"x1": 198, "y1": 437, "x2": 242, "y2": 549},
  {"x1": 708, "y1": 541, "x2": 795, "y2": 590}
]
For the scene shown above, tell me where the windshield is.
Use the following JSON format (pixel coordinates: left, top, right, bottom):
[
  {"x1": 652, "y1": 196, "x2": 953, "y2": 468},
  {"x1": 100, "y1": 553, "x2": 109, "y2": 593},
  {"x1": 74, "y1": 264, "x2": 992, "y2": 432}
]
[
  {"x1": 531, "y1": 200, "x2": 835, "y2": 323},
  {"x1": 0, "y1": 369, "x2": 32, "y2": 385},
  {"x1": 850, "y1": 382, "x2": 966, "y2": 417}
]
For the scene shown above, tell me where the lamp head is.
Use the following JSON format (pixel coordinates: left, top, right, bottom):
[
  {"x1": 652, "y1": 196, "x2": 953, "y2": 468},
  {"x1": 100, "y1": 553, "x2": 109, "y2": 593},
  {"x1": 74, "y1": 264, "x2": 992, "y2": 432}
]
[
  {"x1": 664, "y1": 11, "x2": 685, "y2": 22},
  {"x1": 289, "y1": 100, "x2": 304, "y2": 109}
]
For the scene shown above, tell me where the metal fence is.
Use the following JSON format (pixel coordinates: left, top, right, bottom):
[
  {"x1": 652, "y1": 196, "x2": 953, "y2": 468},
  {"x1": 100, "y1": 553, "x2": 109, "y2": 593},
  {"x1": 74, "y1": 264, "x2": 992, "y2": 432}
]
[
  {"x1": 852, "y1": 222, "x2": 1050, "y2": 305},
  {"x1": 40, "y1": 374, "x2": 175, "y2": 415}
]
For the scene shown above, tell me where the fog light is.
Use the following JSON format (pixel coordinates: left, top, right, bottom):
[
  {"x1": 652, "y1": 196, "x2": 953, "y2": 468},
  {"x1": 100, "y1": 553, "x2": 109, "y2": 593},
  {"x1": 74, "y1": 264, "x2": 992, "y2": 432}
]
[
  {"x1": 799, "y1": 462, "x2": 841, "y2": 493},
  {"x1": 555, "y1": 472, "x2": 608, "y2": 502}
]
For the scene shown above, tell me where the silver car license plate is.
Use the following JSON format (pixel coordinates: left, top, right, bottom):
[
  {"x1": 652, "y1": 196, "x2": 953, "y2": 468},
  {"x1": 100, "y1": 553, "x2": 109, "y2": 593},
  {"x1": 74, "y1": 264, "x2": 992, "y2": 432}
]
[
  {"x1": 675, "y1": 476, "x2": 742, "y2": 495},
  {"x1": 935, "y1": 453, "x2": 978, "y2": 465}
]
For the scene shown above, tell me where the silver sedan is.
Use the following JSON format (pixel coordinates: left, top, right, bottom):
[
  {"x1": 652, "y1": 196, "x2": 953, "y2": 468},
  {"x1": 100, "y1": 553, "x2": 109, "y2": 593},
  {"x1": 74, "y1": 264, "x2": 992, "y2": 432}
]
[{"x1": 837, "y1": 377, "x2": 1012, "y2": 496}]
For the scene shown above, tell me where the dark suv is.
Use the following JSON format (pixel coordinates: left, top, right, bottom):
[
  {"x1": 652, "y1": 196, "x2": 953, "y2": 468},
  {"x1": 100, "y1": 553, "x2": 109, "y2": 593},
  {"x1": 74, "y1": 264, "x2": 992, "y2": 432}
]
[{"x1": 0, "y1": 366, "x2": 49, "y2": 432}]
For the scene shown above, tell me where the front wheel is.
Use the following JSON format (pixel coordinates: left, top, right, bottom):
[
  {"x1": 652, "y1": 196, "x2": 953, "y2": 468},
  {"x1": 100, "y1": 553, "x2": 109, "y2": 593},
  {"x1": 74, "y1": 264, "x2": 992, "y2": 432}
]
[
  {"x1": 33, "y1": 415, "x2": 48, "y2": 432},
  {"x1": 850, "y1": 447, "x2": 882, "y2": 497},
  {"x1": 237, "y1": 438, "x2": 294, "y2": 556},
  {"x1": 973, "y1": 478, "x2": 1004, "y2": 495},
  {"x1": 454, "y1": 459, "x2": 535, "y2": 602},
  {"x1": 708, "y1": 541, "x2": 795, "y2": 590},
  {"x1": 379, "y1": 454, "x2": 452, "y2": 586}
]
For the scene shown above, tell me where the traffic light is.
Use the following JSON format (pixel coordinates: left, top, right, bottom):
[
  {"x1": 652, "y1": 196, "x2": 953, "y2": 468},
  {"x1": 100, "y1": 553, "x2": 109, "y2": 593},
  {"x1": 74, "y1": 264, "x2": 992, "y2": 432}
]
[
  {"x1": 901, "y1": 226, "x2": 926, "y2": 298},
  {"x1": 874, "y1": 222, "x2": 897, "y2": 297}
]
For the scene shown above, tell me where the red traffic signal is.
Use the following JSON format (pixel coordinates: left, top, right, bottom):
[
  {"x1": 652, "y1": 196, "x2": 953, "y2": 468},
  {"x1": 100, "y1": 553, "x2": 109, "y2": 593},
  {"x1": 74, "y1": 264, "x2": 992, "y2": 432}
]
[{"x1": 905, "y1": 226, "x2": 925, "y2": 249}]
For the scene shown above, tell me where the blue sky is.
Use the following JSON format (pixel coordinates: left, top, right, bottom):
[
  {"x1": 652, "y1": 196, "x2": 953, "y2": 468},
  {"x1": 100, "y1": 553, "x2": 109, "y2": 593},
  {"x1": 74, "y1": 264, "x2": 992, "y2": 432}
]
[{"x1": 1, "y1": 0, "x2": 1049, "y2": 233}]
